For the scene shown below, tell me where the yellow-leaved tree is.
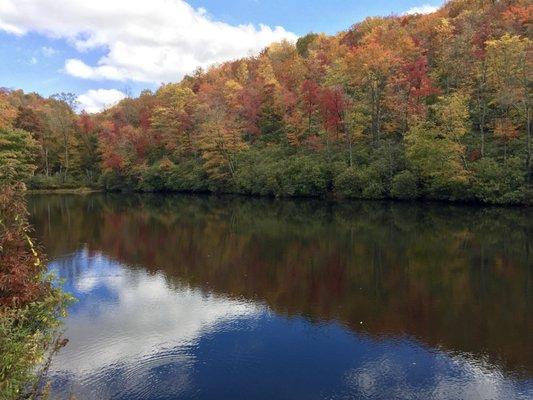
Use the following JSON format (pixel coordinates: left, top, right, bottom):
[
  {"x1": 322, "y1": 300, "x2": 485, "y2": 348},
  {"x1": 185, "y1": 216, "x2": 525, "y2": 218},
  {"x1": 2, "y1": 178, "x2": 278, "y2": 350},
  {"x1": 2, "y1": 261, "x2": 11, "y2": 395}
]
[
  {"x1": 197, "y1": 103, "x2": 248, "y2": 182},
  {"x1": 486, "y1": 34, "x2": 532, "y2": 181},
  {"x1": 405, "y1": 93, "x2": 470, "y2": 195},
  {"x1": 152, "y1": 84, "x2": 198, "y2": 157}
]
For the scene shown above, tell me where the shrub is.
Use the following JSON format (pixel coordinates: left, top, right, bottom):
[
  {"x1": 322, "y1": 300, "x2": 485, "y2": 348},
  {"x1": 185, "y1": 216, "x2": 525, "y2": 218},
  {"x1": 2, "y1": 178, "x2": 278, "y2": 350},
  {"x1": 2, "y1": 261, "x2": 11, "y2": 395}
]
[
  {"x1": 166, "y1": 158, "x2": 209, "y2": 192},
  {"x1": 235, "y1": 149, "x2": 329, "y2": 197},
  {"x1": 334, "y1": 167, "x2": 361, "y2": 197},
  {"x1": 234, "y1": 148, "x2": 281, "y2": 195},
  {"x1": 391, "y1": 170, "x2": 419, "y2": 200},
  {"x1": 277, "y1": 155, "x2": 329, "y2": 197},
  {"x1": 471, "y1": 157, "x2": 525, "y2": 204},
  {"x1": 99, "y1": 165, "x2": 145, "y2": 191},
  {"x1": 99, "y1": 170, "x2": 128, "y2": 191},
  {"x1": 27, "y1": 173, "x2": 89, "y2": 190},
  {"x1": 334, "y1": 166, "x2": 386, "y2": 199},
  {"x1": 0, "y1": 184, "x2": 71, "y2": 399},
  {"x1": 139, "y1": 161, "x2": 171, "y2": 192}
]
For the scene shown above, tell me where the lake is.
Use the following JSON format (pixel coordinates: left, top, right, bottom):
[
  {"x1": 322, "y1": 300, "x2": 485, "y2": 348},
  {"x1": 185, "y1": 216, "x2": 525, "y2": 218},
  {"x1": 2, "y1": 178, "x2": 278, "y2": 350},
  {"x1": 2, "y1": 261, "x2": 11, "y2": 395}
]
[{"x1": 28, "y1": 194, "x2": 532, "y2": 400}]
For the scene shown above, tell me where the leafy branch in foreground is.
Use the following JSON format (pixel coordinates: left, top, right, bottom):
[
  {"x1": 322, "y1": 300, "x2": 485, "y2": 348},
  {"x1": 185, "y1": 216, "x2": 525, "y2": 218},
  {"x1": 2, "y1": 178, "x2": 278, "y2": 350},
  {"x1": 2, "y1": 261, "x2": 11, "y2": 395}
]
[{"x1": 0, "y1": 127, "x2": 72, "y2": 400}]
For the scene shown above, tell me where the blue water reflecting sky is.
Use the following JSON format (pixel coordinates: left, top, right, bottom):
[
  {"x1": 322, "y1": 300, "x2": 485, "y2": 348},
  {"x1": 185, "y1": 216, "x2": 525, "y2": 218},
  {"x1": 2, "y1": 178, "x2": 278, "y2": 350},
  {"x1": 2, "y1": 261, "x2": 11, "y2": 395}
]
[{"x1": 47, "y1": 249, "x2": 533, "y2": 400}]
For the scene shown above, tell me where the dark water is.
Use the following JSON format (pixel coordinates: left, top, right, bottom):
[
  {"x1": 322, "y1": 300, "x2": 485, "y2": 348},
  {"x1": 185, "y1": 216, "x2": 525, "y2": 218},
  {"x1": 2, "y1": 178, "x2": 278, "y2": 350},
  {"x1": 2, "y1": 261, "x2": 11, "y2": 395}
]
[{"x1": 28, "y1": 194, "x2": 533, "y2": 400}]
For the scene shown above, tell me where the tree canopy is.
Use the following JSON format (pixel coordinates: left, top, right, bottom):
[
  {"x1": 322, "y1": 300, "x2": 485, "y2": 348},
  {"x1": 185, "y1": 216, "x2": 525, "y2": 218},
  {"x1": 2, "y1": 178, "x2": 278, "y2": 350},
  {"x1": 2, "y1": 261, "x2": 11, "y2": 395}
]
[{"x1": 1, "y1": 0, "x2": 531, "y2": 204}]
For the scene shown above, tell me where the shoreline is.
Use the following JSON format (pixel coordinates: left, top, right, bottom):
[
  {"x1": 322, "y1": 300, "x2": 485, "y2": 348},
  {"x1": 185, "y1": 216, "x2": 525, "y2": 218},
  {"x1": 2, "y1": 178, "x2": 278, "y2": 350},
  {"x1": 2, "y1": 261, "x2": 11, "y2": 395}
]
[
  {"x1": 26, "y1": 186, "x2": 532, "y2": 207},
  {"x1": 26, "y1": 187, "x2": 104, "y2": 195}
]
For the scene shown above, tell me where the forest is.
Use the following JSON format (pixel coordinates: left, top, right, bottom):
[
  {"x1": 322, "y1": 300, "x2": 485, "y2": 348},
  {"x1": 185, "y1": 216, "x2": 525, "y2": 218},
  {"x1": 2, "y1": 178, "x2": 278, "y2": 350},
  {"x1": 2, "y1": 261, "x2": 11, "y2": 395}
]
[{"x1": 0, "y1": 0, "x2": 531, "y2": 204}]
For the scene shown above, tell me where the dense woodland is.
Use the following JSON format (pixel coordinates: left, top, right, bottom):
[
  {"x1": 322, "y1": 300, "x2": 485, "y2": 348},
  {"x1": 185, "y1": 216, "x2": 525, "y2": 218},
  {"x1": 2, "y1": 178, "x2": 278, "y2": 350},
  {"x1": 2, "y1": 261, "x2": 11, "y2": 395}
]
[{"x1": 1, "y1": 0, "x2": 532, "y2": 204}]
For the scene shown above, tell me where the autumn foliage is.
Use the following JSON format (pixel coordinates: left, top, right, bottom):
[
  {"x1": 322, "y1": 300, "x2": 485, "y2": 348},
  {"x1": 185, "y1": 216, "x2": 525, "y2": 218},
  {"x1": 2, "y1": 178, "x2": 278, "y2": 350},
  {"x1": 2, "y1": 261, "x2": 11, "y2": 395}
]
[
  {"x1": 0, "y1": 0, "x2": 531, "y2": 203},
  {"x1": 0, "y1": 128, "x2": 70, "y2": 398},
  {"x1": 0, "y1": 185, "x2": 45, "y2": 306}
]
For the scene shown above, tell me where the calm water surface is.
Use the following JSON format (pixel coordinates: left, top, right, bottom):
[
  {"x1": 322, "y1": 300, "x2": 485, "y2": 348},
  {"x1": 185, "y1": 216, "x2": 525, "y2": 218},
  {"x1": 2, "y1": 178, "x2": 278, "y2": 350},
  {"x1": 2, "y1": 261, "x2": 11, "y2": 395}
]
[{"x1": 28, "y1": 194, "x2": 532, "y2": 400}]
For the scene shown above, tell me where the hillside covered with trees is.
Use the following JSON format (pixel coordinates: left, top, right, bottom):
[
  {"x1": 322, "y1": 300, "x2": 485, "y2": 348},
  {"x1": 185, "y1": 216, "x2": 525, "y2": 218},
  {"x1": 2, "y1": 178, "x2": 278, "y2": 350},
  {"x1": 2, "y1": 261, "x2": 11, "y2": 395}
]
[{"x1": 1, "y1": 0, "x2": 531, "y2": 204}]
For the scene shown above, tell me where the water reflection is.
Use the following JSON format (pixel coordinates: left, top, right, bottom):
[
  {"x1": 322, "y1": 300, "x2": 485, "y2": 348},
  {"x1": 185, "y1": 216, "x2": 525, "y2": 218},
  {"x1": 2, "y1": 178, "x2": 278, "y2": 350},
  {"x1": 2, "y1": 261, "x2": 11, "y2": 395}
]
[
  {"x1": 49, "y1": 250, "x2": 261, "y2": 399},
  {"x1": 28, "y1": 194, "x2": 533, "y2": 399}
]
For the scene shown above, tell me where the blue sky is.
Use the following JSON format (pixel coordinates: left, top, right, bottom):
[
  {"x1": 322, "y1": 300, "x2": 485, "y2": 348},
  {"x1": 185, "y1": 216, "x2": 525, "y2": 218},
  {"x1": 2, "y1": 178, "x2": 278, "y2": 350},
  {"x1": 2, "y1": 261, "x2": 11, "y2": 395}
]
[
  {"x1": 187, "y1": 0, "x2": 441, "y2": 35},
  {"x1": 0, "y1": 0, "x2": 443, "y2": 111}
]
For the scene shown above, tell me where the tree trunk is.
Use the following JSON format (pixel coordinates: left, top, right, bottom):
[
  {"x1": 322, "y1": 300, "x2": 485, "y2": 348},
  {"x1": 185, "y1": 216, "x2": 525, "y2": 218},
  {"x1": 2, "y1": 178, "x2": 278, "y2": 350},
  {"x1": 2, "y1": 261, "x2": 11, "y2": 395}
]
[
  {"x1": 526, "y1": 101, "x2": 531, "y2": 183},
  {"x1": 44, "y1": 148, "x2": 49, "y2": 177},
  {"x1": 477, "y1": 62, "x2": 488, "y2": 157},
  {"x1": 64, "y1": 134, "x2": 69, "y2": 181},
  {"x1": 478, "y1": 93, "x2": 486, "y2": 157},
  {"x1": 348, "y1": 138, "x2": 354, "y2": 168},
  {"x1": 387, "y1": 140, "x2": 393, "y2": 184},
  {"x1": 342, "y1": 116, "x2": 353, "y2": 168},
  {"x1": 504, "y1": 141, "x2": 507, "y2": 163},
  {"x1": 308, "y1": 107, "x2": 312, "y2": 137},
  {"x1": 371, "y1": 84, "x2": 378, "y2": 146}
]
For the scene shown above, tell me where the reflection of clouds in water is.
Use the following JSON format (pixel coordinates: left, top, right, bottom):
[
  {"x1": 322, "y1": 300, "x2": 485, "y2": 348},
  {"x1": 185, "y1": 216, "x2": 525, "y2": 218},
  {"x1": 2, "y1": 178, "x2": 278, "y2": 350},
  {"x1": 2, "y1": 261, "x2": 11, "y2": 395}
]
[
  {"x1": 431, "y1": 358, "x2": 521, "y2": 400},
  {"x1": 343, "y1": 352, "x2": 532, "y2": 400},
  {"x1": 72, "y1": 253, "x2": 120, "y2": 293},
  {"x1": 49, "y1": 250, "x2": 262, "y2": 397},
  {"x1": 48, "y1": 249, "x2": 533, "y2": 400}
]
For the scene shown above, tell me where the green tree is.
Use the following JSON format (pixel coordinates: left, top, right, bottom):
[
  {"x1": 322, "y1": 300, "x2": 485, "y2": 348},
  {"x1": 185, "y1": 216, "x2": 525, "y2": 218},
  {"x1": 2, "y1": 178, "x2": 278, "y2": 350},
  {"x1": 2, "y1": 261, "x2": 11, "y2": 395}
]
[
  {"x1": 486, "y1": 34, "x2": 532, "y2": 181},
  {"x1": 0, "y1": 127, "x2": 37, "y2": 185},
  {"x1": 49, "y1": 93, "x2": 78, "y2": 179},
  {"x1": 13, "y1": 106, "x2": 53, "y2": 176},
  {"x1": 405, "y1": 94, "x2": 470, "y2": 197}
]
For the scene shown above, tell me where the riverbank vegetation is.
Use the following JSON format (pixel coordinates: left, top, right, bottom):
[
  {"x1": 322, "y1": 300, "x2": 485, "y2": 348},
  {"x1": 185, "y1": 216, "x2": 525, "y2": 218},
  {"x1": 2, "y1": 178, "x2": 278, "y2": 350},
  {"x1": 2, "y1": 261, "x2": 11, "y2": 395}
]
[
  {"x1": 0, "y1": 127, "x2": 71, "y2": 399},
  {"x1": 0, "y1": 0, "x2": 531, "y2": 204}
]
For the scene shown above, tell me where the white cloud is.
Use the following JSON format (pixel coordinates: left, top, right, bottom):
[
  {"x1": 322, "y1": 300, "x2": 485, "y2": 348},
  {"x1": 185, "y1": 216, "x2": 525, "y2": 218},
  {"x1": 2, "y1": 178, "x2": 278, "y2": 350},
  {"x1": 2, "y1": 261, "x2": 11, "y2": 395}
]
[
  {"x1": 65, "y1": 59, "x2": 129, "y2": 81},
  {"x1": 29, "y1": 56, "x2": 38, "y2": 65},
  {"x1": 77, "y1": 88, "x2": 127, "y2": 113},
  {"x1": 404, "y1": 4, "x2": 439, "y2": 15},
  {"x1": 41, "y1": 46, "x2": 58, "y2": 57},
  {"x1": 0, "y1": 0, "x2": 296, "y2": 83}
]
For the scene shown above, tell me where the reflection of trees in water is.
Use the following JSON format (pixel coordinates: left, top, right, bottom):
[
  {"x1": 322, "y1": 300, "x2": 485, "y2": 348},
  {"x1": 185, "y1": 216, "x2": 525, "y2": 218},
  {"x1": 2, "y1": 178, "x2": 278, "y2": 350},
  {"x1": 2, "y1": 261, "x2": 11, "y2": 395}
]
[{"x1": 29, "y1": 194, "x2": 532, "y2": 376}]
